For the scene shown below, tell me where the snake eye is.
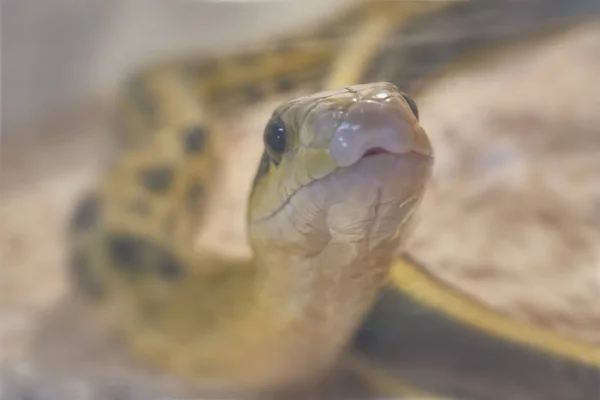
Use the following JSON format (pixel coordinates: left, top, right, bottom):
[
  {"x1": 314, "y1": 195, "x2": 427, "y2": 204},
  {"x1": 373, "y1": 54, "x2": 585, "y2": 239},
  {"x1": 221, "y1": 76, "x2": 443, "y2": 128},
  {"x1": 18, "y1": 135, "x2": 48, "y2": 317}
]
[
  {"x1": 401, "y1": 94, "x2": 419, "y2": 120},
  {"x1": 264, "y1": 116, "x2": 287, "y2": 163}
]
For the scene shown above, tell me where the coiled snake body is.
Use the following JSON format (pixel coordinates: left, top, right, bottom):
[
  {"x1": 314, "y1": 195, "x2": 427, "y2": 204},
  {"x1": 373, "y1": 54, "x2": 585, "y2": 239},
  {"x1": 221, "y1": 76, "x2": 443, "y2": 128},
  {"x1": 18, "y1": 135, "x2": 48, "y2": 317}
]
[{"x1": 68, "y1": 1, "x2": 600, "y2": 398}]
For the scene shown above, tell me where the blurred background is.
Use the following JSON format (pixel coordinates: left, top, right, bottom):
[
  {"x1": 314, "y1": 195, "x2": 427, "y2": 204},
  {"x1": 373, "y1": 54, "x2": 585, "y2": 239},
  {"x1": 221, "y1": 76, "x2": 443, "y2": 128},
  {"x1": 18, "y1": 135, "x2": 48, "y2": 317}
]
[
  {"x1": 3, "y1": 0, "x2": 357, "y2": 132},
  {"x1": 2, "y1": 0, "x2": 357, "y2": 193},
  {"x1": 1, "y1": 0, "x2": 600, "y2": 399}
]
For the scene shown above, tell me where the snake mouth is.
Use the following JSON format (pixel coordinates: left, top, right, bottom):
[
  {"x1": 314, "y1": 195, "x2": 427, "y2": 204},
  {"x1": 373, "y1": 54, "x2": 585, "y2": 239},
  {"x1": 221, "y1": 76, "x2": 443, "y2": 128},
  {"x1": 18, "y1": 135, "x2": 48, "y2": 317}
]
[{"x1": 362, "y1": 147, "x2": 392, "y2": 157}]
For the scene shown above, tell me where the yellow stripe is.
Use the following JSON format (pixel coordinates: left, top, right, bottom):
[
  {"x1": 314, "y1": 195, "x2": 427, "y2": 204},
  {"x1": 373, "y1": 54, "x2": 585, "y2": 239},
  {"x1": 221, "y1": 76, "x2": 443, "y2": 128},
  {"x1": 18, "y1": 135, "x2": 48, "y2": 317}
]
[
  {"x1": 325, "y1": 7, "x2": 398, "y2": 88},
  {"x1": 326, "y1": 0, "x2": 456, "y2": 89},
  {"x1": 390, "y1": 257, "x2": 600, "y2": 367},
  {"x1": 346, "y1": 353, "x2": 450, "y2": 400}
]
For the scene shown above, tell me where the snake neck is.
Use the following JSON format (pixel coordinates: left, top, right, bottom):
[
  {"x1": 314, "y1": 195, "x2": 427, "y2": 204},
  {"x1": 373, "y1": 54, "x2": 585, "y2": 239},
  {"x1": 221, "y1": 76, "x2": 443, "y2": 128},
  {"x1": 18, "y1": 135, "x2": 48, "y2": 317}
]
[{"x1": 244, "y1": 233, "x2": 397, "y2": 388}]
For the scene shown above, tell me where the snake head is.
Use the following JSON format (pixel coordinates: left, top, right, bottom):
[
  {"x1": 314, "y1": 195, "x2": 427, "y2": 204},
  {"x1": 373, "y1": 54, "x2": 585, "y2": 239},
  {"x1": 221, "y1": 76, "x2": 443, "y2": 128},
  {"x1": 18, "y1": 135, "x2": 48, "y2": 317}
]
[{"x1": 249, "y1": 82, "x2": 433, "y2": 258}]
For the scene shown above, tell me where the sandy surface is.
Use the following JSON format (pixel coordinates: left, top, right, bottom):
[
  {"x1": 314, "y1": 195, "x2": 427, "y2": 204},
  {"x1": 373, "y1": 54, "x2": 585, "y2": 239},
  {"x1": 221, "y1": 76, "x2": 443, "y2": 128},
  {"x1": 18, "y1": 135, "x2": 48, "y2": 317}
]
[{"x1": 1, "y1": 16, "x2": 600, "y2": 400}]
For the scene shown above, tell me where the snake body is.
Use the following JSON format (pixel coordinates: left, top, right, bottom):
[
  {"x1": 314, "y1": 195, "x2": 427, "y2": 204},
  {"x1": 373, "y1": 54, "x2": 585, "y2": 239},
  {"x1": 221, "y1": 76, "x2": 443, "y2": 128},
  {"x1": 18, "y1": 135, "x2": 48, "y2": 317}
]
[{"x1": 68, "y1": 0, "x2": 600, "y2": 398}]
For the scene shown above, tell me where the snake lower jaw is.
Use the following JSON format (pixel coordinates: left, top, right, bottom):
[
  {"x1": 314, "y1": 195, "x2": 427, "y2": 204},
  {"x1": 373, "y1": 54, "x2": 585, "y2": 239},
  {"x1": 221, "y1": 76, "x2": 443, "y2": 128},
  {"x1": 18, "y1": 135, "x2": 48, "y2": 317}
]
[{"x1": 250, "y1": 152, "x2": 433, "y2": 286}]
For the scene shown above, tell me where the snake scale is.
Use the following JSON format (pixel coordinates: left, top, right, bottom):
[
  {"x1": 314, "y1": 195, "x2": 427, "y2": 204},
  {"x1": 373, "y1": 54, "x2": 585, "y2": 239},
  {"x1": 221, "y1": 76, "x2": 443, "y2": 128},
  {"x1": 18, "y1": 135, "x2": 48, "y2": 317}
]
[{"x1": 66, "y1": 1, "x2": 600, "y2": 399}]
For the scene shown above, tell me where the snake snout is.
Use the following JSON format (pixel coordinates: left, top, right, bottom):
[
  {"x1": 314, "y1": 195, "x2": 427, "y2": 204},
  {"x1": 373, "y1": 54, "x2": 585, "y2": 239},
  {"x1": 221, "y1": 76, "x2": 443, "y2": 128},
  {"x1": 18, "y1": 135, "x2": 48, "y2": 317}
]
[{"x1": 328, "y1": 98, "x2": 431, "y2": 168}]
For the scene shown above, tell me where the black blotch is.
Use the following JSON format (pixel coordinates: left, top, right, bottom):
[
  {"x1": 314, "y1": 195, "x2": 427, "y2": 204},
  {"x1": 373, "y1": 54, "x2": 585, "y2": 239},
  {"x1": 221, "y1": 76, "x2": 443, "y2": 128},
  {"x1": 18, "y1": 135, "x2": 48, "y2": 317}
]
[
  {"x1": 70, "y1": 252, "x2": 104, "y2": 300},
  {"x1": 183, "y1": 126, "x2": 206, "y2": 153},
  {"x1": 210, "y1": 89, "x2": 230, "y2": 107},
  {"x1": 197, "y1": 59, "x2": 219, "y2": 76},
  {"x1": 275, "y1": 76, "x2": 295, "y2": 92},
  {"x1": 187, "y1": 183, "x2": 204, "y2": 209},
  {"x1": 156, "y1": 251, "x2": 184, "y2": 280},
  {"x1": 108, "y1": 233, "x2": 185, "y2": 281},
  {"x1": 70, "y1": 193, "x2": 100, "y2": 232},
  {"x1": 252, "y1": 152, "x2": 271, "y2": 187},
  {"x1": 301, "y1": 67, "x2": 329, "y2": 92},
  {"x1": 140, "y1": 166, "x2": 173, "y2": 193},
  {"x1": 243, "y1": 85, "x2": 263, "y2": 103},
  {"x1": 108, "y1": 235, "x2": 146, "y2": 274}
]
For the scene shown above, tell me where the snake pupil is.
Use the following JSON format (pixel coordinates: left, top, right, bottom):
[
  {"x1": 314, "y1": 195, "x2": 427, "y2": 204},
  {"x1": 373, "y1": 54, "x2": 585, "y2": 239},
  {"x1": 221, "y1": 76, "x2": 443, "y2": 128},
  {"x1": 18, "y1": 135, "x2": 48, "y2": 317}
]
[
  {"x1": 264, "y1": 117, "x2": 287, "y2": 162},
  {"x1": 402, "y1": 94, "x2": 419, "y2": 120}
]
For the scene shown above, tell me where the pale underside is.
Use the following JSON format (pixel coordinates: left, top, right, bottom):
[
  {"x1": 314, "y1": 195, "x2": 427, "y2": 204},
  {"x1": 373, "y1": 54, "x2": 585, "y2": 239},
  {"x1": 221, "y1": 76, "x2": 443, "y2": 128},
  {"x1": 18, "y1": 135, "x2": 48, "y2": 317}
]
[{"x1": 1, "y1": 20, "x2": 600, "y2": 399}]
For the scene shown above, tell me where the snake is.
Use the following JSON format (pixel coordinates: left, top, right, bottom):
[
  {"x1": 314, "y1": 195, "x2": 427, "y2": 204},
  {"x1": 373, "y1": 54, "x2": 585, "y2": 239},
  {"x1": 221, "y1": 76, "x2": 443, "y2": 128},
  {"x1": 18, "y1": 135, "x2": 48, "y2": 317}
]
[{"x1": 66, "y1": 0, "x2": 600, "y2": 398}]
